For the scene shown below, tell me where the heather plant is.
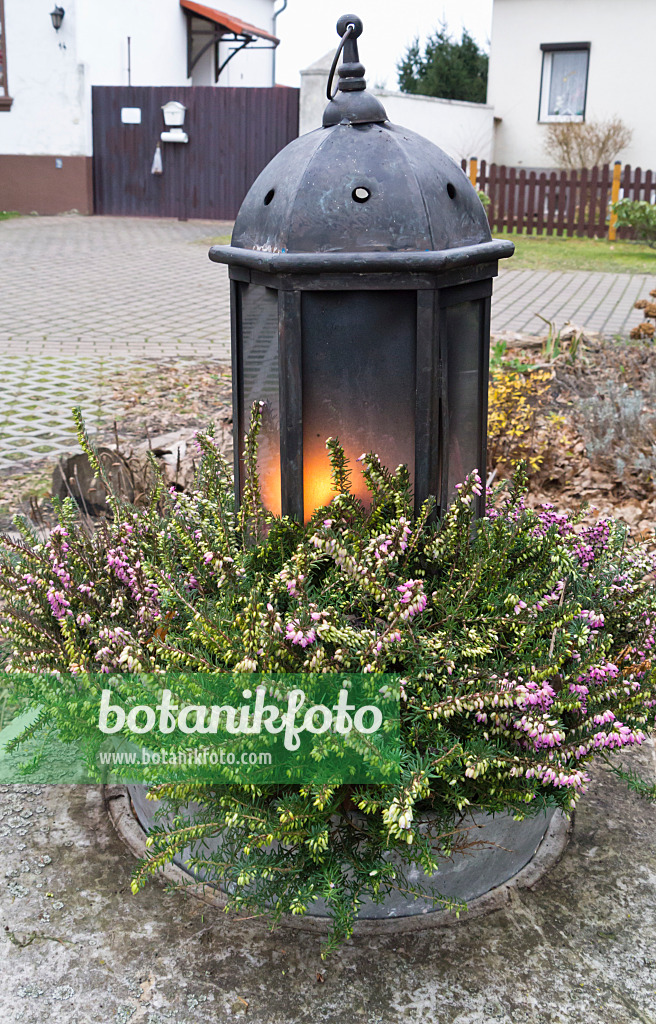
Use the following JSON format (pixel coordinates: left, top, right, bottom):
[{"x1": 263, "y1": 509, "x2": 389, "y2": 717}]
[{"x1": 1, "y1": 407, "x2": 656, "y2": 951}]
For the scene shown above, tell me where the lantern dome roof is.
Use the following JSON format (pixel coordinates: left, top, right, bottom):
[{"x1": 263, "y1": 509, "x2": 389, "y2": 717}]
[
  {"x1": 210, "y1": 15, "x2": 513, "y2": 275},
  {"x1": 229, "y1": 119, "x2": 491, "y2": 256}
]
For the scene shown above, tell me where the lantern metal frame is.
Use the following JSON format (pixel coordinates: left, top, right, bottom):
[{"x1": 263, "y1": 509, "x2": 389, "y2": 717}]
[
  {"x1": 209, "y1": 14, "x2": 514, "y2": 522},
  {"x1": 211, "y1": 247, "x2": 511, "y2": 522}
]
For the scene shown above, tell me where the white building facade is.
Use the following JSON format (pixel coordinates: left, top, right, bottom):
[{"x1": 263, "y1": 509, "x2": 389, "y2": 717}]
[
  {"x1": 0, "y1": 0, "x2": 277, "y2": 213},
  {"x1": 487, "y1": 0, "x2": 656, "y2": 169}
]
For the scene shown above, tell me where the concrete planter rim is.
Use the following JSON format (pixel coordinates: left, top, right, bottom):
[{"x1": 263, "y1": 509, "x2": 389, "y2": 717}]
[{"x1": 104, "y1": 784, "x2": 572, "y2": 936}]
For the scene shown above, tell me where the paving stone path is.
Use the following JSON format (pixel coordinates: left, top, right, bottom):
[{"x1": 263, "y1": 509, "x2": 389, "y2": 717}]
[
  {"x1": 0, "y1": 214, "x2": 653, "y2": 469},
  {"x1": 0, "y1": 215, "x2": 231, "y2": 469},
  {"x1": 492, "y1": 267, "x2": 653, "y2": 337}
]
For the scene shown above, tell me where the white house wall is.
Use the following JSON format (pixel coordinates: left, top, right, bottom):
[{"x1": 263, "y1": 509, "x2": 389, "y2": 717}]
[
  {"x1": 0, "y1": 0, "x2": 276, "y2": 213},
  {"x1": 488, "y1": 0, "x2": 656, "y2": 169},
  {"x1": 1, "y1": 0, "x2": 275, "y2": 159},
  {"x1": 216, "y1": 0, "x2": 275, "y2": 88},
  {"x1": 1, "y1": 0, "x2": 88, "y2": 156}
]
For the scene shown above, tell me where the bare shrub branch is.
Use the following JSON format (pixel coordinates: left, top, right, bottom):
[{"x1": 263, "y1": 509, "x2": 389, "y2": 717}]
[{"x1": 543, "y1": 117, "x2": 633, "y2": 170}]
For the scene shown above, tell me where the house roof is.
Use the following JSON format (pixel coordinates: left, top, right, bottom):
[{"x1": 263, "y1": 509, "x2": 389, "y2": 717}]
[{"x1": 180, "y1": 1, "x2": 279, "y2": 44}]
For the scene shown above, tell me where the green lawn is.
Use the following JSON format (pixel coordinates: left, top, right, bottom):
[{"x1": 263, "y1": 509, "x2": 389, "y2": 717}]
[
  {"x1": 495, "y1": 231, "x2": 656, "y2": 275},
  {"x1": 0, "y1": 211, "x2": 21, "y2": 221}
]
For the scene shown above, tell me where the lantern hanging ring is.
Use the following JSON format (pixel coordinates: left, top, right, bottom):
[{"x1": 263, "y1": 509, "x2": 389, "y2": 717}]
[{"x1": 326, "y1": 23, "x2": 355, "y2": 100}]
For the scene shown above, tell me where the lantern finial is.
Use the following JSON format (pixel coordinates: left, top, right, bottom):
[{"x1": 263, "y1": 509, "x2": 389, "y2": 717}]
[{"x1": 323, "y1": 13, "x2": 387, "y2": 127}]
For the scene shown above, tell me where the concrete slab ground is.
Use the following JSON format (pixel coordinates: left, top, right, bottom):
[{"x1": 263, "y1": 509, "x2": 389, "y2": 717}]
[
  {"x1": 0, "y1": 213, "x2": 652, "y2": 469},
  {"x1": 0, "y1": 743, "x2": 655, "y2": 1024}
]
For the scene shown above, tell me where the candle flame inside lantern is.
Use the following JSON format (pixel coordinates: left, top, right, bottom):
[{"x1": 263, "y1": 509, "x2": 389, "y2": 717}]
[
  {"x1": 257, "y1": 444, "x2": 373, "y2": 523},
  {"x1": 302, "y1": 444, "x2": 372, "y2": 523}
]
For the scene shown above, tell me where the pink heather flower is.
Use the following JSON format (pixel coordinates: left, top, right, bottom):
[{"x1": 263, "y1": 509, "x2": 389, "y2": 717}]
[
  {"x1": 47, "y1": 588, "x2": 71, "y2": 620},
  {"x1": 285, "y1": 618, "x2": 317, "y2": 647},
  {"x1": 580, "y1": 609, "x2": 605, "y2": 629}
]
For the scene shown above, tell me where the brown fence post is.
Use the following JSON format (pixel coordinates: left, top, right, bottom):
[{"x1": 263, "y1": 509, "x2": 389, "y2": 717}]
[
  {"x1": 497, "y1": 165, "x2": 507, "y2": 233},
  {"x1": 507, "y1": 166, "x2": 516, "y2": 233},
  {"x1": 566, "y1": 169, "x2": 578, "y2": 235},
  {"x1": 479, "y1": 159, "x2": 489, "y2": 223},
  {"x1": 526, "y1": 170, "x2": 537, "y2": 235},
  {"x1": 488, "y1": 163, "x2": 498, "y2": 230},
  {"x1": 556, "y1": 170, "x2": 568, "y2": 235},
  {"x1": 546, "y1": 172, "x2": 558, "y2": 234},
  {"x1": 576, "y1": 168, "x2": 589, "y2": 237},
  {"x1": 479, "y1": 158, "x2": 487, "y2": 192},
  {"x1": 634, "y1": 166, "x2": 643, "y2": 203},
  {"x1": 586, "y1": 165, "x2": 599, "y2": 238},
  {"x1": 469, "y1": 157, "x2": 478, "y2": 189},
  {"x1": 536, "y1": 172, "x2": 547, "y2": 235},
  {"x1": 516, "y1": 168, "x2": 526, "y2": 232}
]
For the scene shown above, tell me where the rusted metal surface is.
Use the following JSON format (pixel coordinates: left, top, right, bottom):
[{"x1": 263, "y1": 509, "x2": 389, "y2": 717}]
[{"x1": 92, "y1": 85, "x2": 299, "y2": 219}]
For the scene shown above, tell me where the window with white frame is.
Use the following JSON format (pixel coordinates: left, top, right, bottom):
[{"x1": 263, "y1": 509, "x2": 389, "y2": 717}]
[{"x1": 539, "y1": 43, "x2": 590, "y2": 122}]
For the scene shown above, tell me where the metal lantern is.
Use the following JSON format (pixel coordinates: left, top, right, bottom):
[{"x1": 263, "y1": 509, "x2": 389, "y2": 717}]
[
  {"x1": 209, "y1": 14, "x2": 514, "y2": 522},
  {"x1": 50, "y1": 5, "x2": 65, "y2": 30}
]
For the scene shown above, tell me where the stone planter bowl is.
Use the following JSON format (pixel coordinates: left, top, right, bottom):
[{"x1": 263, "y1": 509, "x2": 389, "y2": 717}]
[{"x1": 105, "y1": 784, "x2": 571, "y2": 935}]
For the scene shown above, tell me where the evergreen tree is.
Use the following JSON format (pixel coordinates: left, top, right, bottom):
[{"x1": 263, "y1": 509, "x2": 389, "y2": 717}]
[{"x1": 397, "y1": 23, "x2": 488, "y2": 104}]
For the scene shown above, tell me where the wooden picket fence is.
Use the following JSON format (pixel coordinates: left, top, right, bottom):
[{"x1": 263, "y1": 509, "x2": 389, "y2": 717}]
[{"x1": 461, "y1": 159, "x2": 656, "y2": 239}]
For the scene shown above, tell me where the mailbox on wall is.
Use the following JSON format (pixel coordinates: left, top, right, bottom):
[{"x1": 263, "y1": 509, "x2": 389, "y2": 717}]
[{"x1": 161, "y1": 101, "x2": 188, "y2": 143}]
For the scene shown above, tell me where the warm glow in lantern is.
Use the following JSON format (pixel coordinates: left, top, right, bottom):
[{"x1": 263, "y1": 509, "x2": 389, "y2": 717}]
[{"x1": 211, "y1": 15, "x2": 513, "y2": 523}]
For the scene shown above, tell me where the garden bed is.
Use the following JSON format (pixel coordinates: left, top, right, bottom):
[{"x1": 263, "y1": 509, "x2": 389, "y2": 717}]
[
  {"x1": 3, "y1": 320, "x2": 656, "y2": 539},
  {"x1": 489, "y1": 326, "x2": 656, "y2": 534}
]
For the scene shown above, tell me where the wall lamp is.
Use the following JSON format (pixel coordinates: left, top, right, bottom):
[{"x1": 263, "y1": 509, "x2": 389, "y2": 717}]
[{"x1": 50, "y1": 6, "x2": 65, "y2": 31}]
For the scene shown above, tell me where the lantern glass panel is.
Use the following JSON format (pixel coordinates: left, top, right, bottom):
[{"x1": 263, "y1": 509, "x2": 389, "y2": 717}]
[
  {"x1": 445, "y1": 299, "x2": 485, "y2": 499},
  {"x1": 301, "y1": 290, "x2": 416, "y2": 518},
  {"x1": 239, "y1": 284, "x2": 281, "y2": 516}
]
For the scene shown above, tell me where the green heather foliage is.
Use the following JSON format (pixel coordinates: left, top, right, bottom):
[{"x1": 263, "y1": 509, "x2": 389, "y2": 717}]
[
  {"x1": 397, "y1": 24, "x2": 488, "y2": 104},
  {"x1": 1, "y1": 406, "x2": 656, "y2": 951}
]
